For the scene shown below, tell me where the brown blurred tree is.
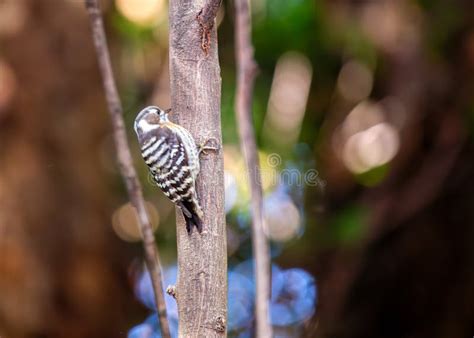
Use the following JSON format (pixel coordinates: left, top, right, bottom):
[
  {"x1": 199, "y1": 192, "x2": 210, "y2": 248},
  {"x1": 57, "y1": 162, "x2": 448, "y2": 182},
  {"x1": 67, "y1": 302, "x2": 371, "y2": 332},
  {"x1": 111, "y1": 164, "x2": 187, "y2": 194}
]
[
  {"x1": 0, "y1": 1, "x2": 139, "y2": 337},
  {"x1": 311, "y1": 1, "x2": 474, "y2": 338}
]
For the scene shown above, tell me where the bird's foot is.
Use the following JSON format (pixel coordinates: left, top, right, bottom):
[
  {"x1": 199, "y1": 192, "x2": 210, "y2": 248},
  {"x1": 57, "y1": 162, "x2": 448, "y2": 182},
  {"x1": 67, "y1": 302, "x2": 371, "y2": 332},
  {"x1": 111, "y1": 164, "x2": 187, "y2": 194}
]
[{"x1": 198, "y1": 137, "x2": 220, "y2": 155}]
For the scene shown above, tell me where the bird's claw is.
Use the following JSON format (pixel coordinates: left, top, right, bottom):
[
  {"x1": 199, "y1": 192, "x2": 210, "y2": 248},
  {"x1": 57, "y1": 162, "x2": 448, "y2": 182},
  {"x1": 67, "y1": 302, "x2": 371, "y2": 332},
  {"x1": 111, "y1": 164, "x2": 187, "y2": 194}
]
[{"x1": 198, "y1": 137, "x2": 220, "y2": 155}]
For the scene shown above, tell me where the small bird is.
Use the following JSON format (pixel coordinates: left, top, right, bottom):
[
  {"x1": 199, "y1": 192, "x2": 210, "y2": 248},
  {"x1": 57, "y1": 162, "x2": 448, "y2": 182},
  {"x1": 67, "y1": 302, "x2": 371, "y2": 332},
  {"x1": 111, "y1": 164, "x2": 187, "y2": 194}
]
[{"x1": 134, "y1": 106, "x2": 215, "y2": 233}]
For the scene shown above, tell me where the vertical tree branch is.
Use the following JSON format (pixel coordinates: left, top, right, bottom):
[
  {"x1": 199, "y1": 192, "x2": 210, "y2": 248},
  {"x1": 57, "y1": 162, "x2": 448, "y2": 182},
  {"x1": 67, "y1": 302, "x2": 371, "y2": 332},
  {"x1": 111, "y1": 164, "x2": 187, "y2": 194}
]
[
  {"x1": 83, "y1": 1, "x2": 170, "y2": 337},
  {"x1": 234, "y1": 0, "x2": 273, "y2": 337},
  {"x1": 169, "y1": 0, "x2": 227, "y2": 337}
]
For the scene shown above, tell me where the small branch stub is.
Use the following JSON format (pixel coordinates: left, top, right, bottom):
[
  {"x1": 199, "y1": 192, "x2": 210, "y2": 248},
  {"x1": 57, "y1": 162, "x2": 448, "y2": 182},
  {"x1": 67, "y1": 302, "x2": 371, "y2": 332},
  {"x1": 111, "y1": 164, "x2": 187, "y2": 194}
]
[
  {"x1": 214, "y1": 316, "x2": 226, "y2": 333},
  {"x1": 166, "y1": 285, "x2": 177, "y2": 299}
]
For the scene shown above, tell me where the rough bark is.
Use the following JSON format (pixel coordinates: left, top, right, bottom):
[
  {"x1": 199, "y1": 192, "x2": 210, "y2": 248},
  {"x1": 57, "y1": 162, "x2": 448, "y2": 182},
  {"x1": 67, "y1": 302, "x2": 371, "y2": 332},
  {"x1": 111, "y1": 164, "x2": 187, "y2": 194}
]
[
  {"x1": 168, "y1": 0, "x2": 227, "y2": 337},
  {"x1": 234, "y1": 0, "x2": 272, "y2": 336},
  {"x1": 84, "y1": 1, "x2": 170, "y2": 336}
]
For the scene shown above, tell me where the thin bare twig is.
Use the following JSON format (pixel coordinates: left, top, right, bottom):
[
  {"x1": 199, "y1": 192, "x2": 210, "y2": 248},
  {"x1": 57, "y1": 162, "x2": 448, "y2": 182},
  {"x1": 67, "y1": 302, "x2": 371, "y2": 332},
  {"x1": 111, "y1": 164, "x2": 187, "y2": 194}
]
[
  {"x1": 84, "y1": 1, "x2": 170, "y2": 337},
  {"x1": 234, "y1": 0, "x2": 272, "y2": 337}
]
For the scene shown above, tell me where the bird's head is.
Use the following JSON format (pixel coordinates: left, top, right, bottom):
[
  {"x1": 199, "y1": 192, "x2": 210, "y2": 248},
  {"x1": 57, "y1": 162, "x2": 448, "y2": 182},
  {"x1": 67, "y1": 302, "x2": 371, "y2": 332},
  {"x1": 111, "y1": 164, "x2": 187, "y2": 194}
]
[{"x1": 134, "y1": 106, "x2": 171, "y2": 136}]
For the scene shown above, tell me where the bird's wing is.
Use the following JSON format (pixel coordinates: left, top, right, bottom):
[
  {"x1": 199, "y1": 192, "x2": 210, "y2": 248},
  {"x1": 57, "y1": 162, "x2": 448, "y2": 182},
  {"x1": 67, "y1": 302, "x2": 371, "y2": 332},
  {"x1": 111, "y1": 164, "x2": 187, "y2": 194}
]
[
  {"x1": 140, "y1": 125, "x2": 203, "y2": 233},
  {"x1": 141, "y1": 126, "x2": 192, "y2": 201}
]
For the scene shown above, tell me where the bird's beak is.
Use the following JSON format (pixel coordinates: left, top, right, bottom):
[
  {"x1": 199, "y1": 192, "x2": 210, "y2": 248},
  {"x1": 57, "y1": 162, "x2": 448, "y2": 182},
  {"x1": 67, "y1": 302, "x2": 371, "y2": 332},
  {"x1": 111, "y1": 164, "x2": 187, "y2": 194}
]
[{"x1": 165, "y1": 108, "x2": 172, "y2": 114}]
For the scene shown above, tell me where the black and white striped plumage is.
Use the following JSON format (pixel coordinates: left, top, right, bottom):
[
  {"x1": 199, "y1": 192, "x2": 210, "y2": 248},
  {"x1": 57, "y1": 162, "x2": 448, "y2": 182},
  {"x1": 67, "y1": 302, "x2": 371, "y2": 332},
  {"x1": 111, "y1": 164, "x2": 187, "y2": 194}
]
[{"x1": 134, "y1": 106, "x2": 203, "y2": 233}]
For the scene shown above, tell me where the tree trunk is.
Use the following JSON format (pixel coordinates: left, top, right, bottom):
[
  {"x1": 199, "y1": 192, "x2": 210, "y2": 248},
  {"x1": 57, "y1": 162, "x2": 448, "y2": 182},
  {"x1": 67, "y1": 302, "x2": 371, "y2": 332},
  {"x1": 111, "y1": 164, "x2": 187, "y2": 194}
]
[{"x1": 168, "y1": 1, "x2": 227, "y2": 337}]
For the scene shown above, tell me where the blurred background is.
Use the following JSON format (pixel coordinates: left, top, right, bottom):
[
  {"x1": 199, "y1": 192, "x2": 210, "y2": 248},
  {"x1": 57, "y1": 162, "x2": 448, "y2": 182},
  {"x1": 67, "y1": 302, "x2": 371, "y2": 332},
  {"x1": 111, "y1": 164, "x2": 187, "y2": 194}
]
[{"x1": 0, "y1": 0, "x2": 473, "y2": 337}]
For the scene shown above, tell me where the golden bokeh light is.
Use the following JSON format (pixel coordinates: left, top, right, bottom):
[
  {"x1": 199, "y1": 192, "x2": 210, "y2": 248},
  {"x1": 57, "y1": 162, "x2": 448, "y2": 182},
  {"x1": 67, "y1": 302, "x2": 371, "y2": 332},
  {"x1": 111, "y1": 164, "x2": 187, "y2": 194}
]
[
  {"x1": 264, "y1": 51, "x2": 312, "y2": 146},
  {"x1": 342, "y1": 122, "x2": 399, "y2": 174},
  {"x1": 359, "y1": 1, "x2": 422, "y2": 53},
  {"x1": 0, "y1": 59, "x2": 17, "y2": 114},
  {"x1": 264, "y1": 198, "x2": 301, "y2": 242},
  {"x1": 224, "y1": 171, "x2": 238, "y2": 212},
  {"x1": 336, "y1": 100, "x2": 401, "y2": 174},
  {"x1": 0, "y1": 0, "x2": 27, "y2": 37},
  {"x1": 337, "y1": 60, "x2": 373, "y2": 102},
  {"x1": 116, "y1": 0, "x2": 165, "y2": 26},
  {"x1": 223, "y1": 146, "x2": 278, "y2": 208},
  {"x1": 112, "y1": 201, "x2": 159, "y2": 242},
  {"x1": 341, "y1": 101, "x2": 385, "y2": 139}
]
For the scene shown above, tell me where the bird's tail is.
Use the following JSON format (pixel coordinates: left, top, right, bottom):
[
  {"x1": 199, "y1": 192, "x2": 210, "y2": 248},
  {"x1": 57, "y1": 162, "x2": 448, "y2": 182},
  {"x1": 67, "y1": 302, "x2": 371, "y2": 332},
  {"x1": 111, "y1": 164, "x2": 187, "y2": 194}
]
[{"x1": 179, "y1": 200, "x2": 203, "y2": 234}]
